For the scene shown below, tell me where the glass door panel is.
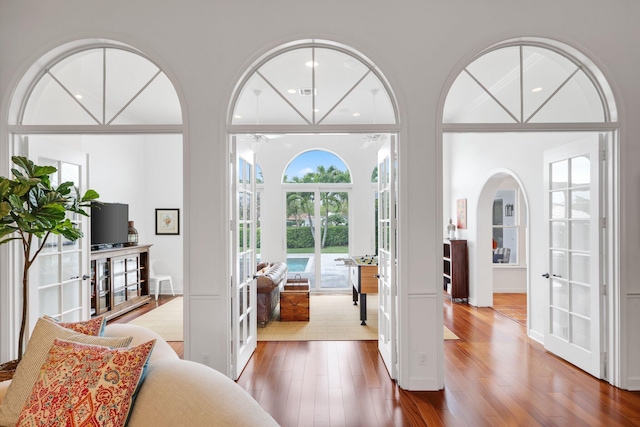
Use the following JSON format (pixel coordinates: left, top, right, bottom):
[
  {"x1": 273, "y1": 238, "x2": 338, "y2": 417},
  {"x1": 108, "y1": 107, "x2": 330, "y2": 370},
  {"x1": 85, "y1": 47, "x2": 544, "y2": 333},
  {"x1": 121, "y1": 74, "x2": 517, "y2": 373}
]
[
  {"x1": 286, "y1": 191, "x2": 316, "y2": 288},
  {"x1": 319, "y1": 191, "x2": 349, "y2": 290}
]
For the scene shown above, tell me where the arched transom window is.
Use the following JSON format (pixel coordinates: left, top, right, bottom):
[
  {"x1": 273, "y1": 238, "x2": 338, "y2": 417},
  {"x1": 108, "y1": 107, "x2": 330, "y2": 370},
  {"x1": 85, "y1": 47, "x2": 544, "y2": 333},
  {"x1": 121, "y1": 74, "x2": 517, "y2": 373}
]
[
  {"x1": 232, "y1": 44, "x2": 397, "y2": 126},
  {"x1": 444, "y1": 44, "x2": 610, "y2": 124},
  {"x1": 21, "y1": 47, "x2": 181, "y2": 125}
]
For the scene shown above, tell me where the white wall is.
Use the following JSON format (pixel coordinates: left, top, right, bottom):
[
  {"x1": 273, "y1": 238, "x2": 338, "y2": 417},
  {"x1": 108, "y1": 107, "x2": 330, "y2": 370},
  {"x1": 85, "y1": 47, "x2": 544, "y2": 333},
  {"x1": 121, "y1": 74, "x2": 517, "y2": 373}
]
[
  {"x1": 83, "y1": 135, "x2": 184, "y2": 293},
  {"x1": 2, "y1": 0, "x2": 640, "y2": 390}
]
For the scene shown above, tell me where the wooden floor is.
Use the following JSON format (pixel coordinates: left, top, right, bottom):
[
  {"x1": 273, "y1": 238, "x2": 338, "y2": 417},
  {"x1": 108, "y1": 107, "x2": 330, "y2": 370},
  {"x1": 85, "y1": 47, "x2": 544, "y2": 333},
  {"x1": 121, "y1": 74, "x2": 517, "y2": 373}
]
[
  {"x1": 111, "y1": 295, "x2": 640, "y2": 426},
  {"x1": 491, "y1": 292, "x2": 527, "y2": 325}
]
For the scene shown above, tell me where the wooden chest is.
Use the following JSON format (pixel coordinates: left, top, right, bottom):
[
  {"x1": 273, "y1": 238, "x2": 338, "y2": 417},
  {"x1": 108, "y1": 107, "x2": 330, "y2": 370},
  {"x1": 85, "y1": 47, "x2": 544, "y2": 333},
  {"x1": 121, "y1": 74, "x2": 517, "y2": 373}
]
[{"x1": 280, "y1": 280, "x2": 310, "y2": 322}]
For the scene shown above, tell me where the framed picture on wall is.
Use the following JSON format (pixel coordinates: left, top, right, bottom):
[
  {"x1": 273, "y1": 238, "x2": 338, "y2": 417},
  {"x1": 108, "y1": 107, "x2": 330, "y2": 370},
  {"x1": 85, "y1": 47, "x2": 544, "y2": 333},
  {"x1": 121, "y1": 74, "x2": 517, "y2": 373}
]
[
  {"x1": 456, "y1": 198, "x2": 467, "y2": 229},
  {"x1": 156, "y1": 208, "x2": 180, "y2": 235}
]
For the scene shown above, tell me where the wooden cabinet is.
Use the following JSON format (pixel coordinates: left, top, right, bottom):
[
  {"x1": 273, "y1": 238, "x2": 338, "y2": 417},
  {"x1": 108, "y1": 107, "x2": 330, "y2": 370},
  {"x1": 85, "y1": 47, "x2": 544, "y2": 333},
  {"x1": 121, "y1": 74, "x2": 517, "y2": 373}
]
[
  {"x1": 443, "y1": 239, "x2": 468, "y2": 302},
  {"x1": 91, "y1": 244, "x2": 151, "y2": 320}
]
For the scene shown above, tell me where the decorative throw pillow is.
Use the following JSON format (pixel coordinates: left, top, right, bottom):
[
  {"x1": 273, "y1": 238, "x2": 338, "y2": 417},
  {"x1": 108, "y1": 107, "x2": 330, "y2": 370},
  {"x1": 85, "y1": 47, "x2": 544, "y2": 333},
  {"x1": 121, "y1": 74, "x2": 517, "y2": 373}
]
[
  {"x1": 16, "y1": 338, "x2": 155, "y2": 427},
  {"x1": 43, "y1": 315, "x2": 106, "y2": 336},
  {"x1": 0, "y1": 318, "x2": 133, "y2": 426}
]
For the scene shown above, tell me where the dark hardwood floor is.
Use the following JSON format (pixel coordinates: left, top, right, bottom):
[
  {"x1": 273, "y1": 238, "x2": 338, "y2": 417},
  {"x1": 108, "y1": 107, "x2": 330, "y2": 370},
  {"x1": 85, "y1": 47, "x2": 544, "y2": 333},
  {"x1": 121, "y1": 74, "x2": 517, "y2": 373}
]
[{"x1": 112, "y1": 296, "x2": 640, "y2": 426}]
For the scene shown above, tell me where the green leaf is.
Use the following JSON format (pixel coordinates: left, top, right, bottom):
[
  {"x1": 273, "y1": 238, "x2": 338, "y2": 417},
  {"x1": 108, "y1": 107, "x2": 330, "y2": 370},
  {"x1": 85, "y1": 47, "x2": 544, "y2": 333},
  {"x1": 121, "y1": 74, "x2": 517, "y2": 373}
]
[
  {"x1": 33, "y1": 165, "x2": 57, "y2": 178},
  {"x1": 11, "y1": 156, "x2": 35, "y2": 176},
  {"x1": 0, "y1": 201, "x2": 11, "y2": 218},
  {"x1": 81, "y1": 189, "x2": 100, "y2": 202}
]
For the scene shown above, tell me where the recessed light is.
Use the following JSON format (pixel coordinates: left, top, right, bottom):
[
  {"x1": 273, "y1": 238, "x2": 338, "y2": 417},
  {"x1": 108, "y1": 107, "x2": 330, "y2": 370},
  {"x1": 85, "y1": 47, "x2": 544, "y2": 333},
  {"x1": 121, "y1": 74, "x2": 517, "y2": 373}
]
[
  {"x1": 305, "y1": 61, "x2": 319, "y2": 68},
  {"x1": 313, "y1": 108, "x2": 320, "y2": 112},
  {"x1": 532, "y1": 87, "x2": 543, "y2": 93},
  {"x1": 233, "y1": 114, "x2": 242, "y2": 119},
  {"x1": 287, "y1": 89, "x2": 297, "y2": 94},
  {"x1": 352, "y1": 112, "x2": 361, "y2": 117},
  {"x1": 75, "y1": 94, "x2": 83, "y2": 99}
]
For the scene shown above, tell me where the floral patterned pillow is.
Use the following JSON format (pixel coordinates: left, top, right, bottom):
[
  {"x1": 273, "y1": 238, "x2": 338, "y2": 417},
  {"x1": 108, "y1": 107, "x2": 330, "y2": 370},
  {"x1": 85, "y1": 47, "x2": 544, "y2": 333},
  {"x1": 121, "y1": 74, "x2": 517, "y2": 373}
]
[
  {"x1": 16, "y1": 338, "x2": 155, "y2": 427},
  {"x1": 43, "y1": 315, "x2": 107, "y2": 336}
]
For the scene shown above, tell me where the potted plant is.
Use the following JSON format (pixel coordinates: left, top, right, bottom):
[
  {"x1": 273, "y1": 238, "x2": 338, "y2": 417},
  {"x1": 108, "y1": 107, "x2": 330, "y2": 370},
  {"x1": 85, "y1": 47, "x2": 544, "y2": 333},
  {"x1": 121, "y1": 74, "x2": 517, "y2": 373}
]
[{"x1": 0, "y1": 156, "x2": 99, "y2": 374}]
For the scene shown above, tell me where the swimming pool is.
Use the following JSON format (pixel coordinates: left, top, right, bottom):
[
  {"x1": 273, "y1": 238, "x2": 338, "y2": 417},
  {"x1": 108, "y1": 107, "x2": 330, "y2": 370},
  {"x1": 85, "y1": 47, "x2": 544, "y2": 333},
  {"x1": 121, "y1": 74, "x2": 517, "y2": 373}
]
[{"x1": 287, "y1": 257, "x2": 310, "y2": 272}]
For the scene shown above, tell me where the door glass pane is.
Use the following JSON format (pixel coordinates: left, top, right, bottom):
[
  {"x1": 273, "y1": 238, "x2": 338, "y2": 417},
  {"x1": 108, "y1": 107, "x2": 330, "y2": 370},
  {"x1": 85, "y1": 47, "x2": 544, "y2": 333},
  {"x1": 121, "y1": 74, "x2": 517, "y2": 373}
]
[
  {"x1": 39, "y1": 235, "x2": 59, "y2": 254},
  {"x1": 571, "y1": 190, "x2": 590, "y2": 218},
  {"x1": 571, "y1": 315, "x2": 591, "y2": 350},
  {"x1": 62, "y1": 311, "x2": 81, "y2": 322},
  {"x1": 551, "y1": 250, "x2": 568, "y2": 279},
  {"x1": 571, "y1": 156, "x2": 590, "y2": 185},
  {"x1": 551, "y1": 191, "x2": 566, "y2": 219},
  {"x1": 39, "y1": 286, "x2": 60, "y2": 316},
  {"x1": 246, "y1": 192, "x2": 251, "y2": 221},
  {"x1": 571, "y1": 253, "x2": 590, "y2": 284},
  {"x1": 551, "y1": 160, "x2": 568, "y2": 190},
  {"x1": 286, "y1": 191, "x2": 315, "y2": 288},
  {"x1": 551, "y1": 279, "x2": 568, "y2": 310},
  {"x1": 63, "y1": 281, "x2": 81, "y2": 312},
  {"x1": 551, "y1": 307, "x2": 568, "y2": 340},
  {"x1": 62, "y1": 232, "x2": 79, "y2": 252},
  {"x1": 246, "y1": 224, "x2": 252, "y2": 252},
  {"x1": 571, "y1": 282, "x2": 590, "y2": 318},
  {"x1": 38, "y1": 255, "x2": 59, "y2": 287},
  {"x1": 320, "y1": 191, "x2": 349, "y2": 289},
  {"x1": 551, "y1": 221, "x2": 567, "y2": 248},
  {"x1": 571, "y1": 220, "x2": 590, "y2": 251},
  {"x1": 239, "y1": 284, "x2": 245, "y2": 316},
  {"x1": 62, "y1": 252, "x2": 80, "y2": 281}
]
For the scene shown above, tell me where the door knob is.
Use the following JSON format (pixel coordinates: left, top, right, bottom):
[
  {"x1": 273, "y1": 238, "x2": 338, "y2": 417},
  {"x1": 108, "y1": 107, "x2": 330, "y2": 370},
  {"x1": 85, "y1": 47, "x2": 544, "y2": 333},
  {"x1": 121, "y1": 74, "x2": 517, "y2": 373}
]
[{"x1": 542, "y1": 273, "x2": 550, "y2": 278}]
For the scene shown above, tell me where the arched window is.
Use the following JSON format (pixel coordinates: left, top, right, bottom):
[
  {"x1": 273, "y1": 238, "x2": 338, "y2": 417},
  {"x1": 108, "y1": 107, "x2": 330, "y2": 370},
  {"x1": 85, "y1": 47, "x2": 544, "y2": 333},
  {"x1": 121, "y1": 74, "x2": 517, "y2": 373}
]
[
  {"x1": 21, "y1": 47, "x2": 181, "y2": 125},
  {"x1": 283, "y1": 150, "x2": 351, "y2": 183},
  {"x1": 443, "y1": 43, "x2": 611, "y2": 124},
  {"x1": 231, "y1": 44, "x2": 397, "y2": 126}
]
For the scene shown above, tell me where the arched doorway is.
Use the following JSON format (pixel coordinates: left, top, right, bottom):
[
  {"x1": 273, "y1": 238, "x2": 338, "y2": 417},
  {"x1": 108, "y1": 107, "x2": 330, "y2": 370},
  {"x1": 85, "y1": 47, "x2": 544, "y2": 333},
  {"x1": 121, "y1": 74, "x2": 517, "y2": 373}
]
[
  {"x1": 441, "y1": 38, "x2": 618, "y2": 381},
  {"x1": 227, "y1": 40, "x2": 401, "y2": 379},
  {"x1": 3, "y1": 40, "x2": 185, "y2": 360}
]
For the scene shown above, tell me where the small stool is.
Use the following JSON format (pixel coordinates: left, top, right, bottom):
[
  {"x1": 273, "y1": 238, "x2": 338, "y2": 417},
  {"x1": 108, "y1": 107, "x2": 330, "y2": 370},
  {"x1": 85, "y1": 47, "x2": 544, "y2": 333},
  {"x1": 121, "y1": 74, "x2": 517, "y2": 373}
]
[
  {"x1": 149, "y1": 261, "x2": 175, "y2": 300},
  {"x1": 150, "y1": 275, "x2": 175, "y2": 300}
]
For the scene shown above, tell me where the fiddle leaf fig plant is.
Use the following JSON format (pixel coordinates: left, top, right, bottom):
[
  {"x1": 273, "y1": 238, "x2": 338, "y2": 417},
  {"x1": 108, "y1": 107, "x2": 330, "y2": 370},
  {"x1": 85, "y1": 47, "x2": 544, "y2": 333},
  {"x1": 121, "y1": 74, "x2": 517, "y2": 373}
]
[{"x1": 0, "y1": 156, "x2": 99, "y2": 362}]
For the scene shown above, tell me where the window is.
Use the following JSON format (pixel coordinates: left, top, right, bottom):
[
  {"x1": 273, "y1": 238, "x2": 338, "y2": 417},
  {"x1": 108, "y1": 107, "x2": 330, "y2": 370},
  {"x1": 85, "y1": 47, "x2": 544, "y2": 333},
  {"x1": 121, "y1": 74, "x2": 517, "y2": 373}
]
[
  {"x1": 232, "y1": 46, "x2": 396, "y2": 125},
  {"x1": 492, "y1": 189, "x2": 518, "y2": 264},
  {"x1": 22, "y1": 47, "x2": 181, "y2": 125}
]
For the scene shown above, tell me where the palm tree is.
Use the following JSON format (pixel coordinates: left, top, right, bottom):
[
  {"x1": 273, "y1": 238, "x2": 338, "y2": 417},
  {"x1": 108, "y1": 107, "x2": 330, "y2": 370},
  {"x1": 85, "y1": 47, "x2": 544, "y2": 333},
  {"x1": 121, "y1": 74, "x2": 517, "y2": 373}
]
[{"x1": 286, "y1": 165, "x2": 350, "y2": 248}]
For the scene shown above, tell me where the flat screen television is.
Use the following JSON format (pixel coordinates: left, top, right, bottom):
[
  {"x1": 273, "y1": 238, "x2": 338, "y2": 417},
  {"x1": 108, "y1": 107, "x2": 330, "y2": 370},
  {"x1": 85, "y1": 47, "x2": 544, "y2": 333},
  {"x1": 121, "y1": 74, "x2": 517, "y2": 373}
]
[{"x1": 90, "y1": 203, "x2": 129, "y2": 250}]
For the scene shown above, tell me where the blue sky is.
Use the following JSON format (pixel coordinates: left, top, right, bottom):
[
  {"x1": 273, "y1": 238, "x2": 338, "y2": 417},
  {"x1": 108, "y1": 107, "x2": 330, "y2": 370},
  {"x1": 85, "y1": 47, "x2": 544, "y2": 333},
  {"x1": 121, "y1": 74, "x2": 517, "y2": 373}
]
[{"x1": 284, "y1": 150, "x2": 348, "y2": 179}]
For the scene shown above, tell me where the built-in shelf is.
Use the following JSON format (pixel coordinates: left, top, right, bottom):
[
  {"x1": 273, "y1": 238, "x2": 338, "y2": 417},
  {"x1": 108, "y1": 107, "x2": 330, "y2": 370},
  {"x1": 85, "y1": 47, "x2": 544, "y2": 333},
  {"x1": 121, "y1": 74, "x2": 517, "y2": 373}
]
[{"x1": 443, "y1": 239, "x2": 468, "y2": 302}]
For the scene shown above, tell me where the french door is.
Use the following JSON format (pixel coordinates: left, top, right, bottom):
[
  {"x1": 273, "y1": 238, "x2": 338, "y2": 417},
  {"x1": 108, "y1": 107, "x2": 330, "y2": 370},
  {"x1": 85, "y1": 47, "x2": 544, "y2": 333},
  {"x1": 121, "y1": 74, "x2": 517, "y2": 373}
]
[
  {"x1": 26, "y1": 137, "x2": 91, "y2": 335},
  {"x1": 230, "y1": 136, "x2": 257, "y2": 380},
  {"x1": 285, "y1": 188, "x2": 350, "y2": 291},
  {"x1": 377, "y1": 135, "x2": 397, "y2": 379},
  {"x1": 543, "y1": 134, "x2": 606, "y2": 378}
]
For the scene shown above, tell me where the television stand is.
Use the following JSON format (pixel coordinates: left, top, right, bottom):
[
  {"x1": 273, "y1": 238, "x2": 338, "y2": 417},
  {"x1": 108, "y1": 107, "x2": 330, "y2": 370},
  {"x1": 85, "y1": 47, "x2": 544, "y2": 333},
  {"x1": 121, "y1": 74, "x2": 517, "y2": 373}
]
[{"x1": 90, "y1": 244, "x2": 152, "y2": 320}]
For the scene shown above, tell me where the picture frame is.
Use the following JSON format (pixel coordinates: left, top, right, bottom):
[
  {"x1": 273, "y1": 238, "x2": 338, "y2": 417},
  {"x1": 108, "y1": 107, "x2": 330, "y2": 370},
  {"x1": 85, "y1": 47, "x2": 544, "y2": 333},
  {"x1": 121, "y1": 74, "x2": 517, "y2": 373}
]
[
  {"x1": 456, "y1": 198, "x2": 467, "y2": 229},
  {"x1": 155, "y1": 208, "x2": 180, "y2": 235}
]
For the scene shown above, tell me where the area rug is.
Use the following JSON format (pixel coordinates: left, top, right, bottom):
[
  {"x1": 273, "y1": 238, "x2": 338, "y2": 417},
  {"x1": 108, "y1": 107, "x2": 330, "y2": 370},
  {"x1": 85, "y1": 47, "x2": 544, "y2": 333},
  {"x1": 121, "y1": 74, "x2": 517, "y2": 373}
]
[
  {"x1": 127, "y1": 295, "x2": 458, "y2": 342},
  {"x1": 128, "y1": 297, "x2": 183, "y2": 341},
  {"x1": 259, "y1": 294, "x2": 459, "y2": 341}
]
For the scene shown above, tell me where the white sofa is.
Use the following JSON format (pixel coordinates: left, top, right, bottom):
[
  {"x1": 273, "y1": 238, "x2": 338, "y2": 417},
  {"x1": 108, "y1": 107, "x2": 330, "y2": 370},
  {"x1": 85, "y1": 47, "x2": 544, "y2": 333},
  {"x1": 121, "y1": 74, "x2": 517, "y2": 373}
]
[{"x1": 0, "y1": 323, "x2": 279, "y2": 427}]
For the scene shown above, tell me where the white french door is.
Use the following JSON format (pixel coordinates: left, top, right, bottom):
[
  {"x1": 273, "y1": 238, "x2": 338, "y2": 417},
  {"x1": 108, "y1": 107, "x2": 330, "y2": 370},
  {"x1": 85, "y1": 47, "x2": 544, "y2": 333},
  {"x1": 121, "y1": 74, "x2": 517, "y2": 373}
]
[
  {"x1": 377, "y1": 135, "x2": 397, "y2": 379},
  {"x1": 230, "y1": 136, "x2": 257, "y2": 380},
  {"x1": 543, "y1": 135, "x2": 606, "y2": 378},
  {"x1": 26, "y1": 137, "x2": 91, "y2": 335}
]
